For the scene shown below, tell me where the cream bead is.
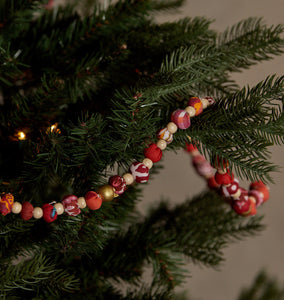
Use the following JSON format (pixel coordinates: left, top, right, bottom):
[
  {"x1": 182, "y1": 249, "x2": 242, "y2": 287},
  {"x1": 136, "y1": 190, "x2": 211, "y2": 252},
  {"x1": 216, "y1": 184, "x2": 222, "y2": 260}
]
[
  {"x1": 54, "y1": 202, "x2": 64, "y2": 215},
  {"x1": 143, "y1": 158, "x2": 153, "y2": 169},
  {"x1": 185, "y1": 106, "x2": 196, "y2": 117},
  {"x1": 78, "y1": 196, "x2": 87, "y2": 208},
  {"x1": 33, "y1": 207, "x2": 43, "y2": 219},
  {"x1": 156, "y1": 139, "x2": 167, "y2": 150},
  {"x1": 201, "y1": 98, "x2": 209, "y2": 109},
  {"x1": 231, "y1": 189, "x2": 241, "y2": 199},
  {"x1": 12, "y1": 201, "x2": 22, "y2": 214},
  {"x1": 123, "y1": 173, "x2": 134, "y2": 185},
  {"x1": 166, "y1": 122, "x2": 178, "y2": 134}
]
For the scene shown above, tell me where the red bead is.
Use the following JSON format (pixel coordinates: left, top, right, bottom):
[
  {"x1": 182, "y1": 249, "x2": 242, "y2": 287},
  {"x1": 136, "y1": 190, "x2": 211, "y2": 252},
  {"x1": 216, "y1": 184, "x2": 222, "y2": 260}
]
[
  {"x1": 109, "y1": 175, "x2": 127, "y2": 195},
  {"x1": 215, "y1": 171, "x2": 232, "y2": 186},
  {"x1": 144, "y1": 143, "x2": 163, "y2": 163},
  {"x1": 188, "y1": 97, "x2": 203, "y2": 116},
  {"x1": 20, "y1": 202, "x2": 34, "y2": 220},
  {"x1": 207, "y1": 176, "x2": 220, "y2": 189},
  {"x1": 249, "y1": 181, "x2": 269, "y2": 202},
  {"x1": 248, "y1": 198, "x2": 257, "y2": 216},
  {"x1": 85, "y1": 191, "x2": 102, "y2": 210},
  {"x1": 0, "y1": 193, "x2": 14, "y2": 216},
  {"x1": 185, "y1": 143, "x2": 198, "y2": 153},
  {"x1": 43, "y1": 203, "x2": 58, "y2": 223},
  {"x1": 62, "y1": 195, "x2": 81, "y2": 216}
]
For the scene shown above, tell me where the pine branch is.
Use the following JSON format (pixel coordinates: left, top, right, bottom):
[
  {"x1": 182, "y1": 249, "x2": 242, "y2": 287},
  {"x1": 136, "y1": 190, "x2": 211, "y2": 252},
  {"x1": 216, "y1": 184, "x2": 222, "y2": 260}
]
[
  {"x1": 237, "y1": 271, "x2": 284, "y2": 300},
  {"x1": 185, "y1": 75, "x2": 284, "y2": 182},
  {"x1": 0, "y1": 253, "x2": 80, "y2": 297}
]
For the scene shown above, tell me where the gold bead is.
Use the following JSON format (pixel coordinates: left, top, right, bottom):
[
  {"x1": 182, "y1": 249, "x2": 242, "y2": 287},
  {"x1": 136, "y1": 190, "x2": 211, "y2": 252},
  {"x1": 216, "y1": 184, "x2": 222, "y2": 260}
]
[
  {"x1": 97, "y1": 185, "x2": 115, "y2": 202},
  {"x1": 185, "y1": 106, "x2": 196, "y2": 117},
  {"x1": 78, "y1": 197, "x2": 87, "y2": 208},
  {"x1": 54, "y1": 202, "x2": 64, "y2": 215},
  {"x1": 12, "y1": 202, "x2": 22, "y2": 214},
  {"x1": 142, "y1": 158, "x2": 153, "y2": 169},
  {"x1": 166, "y1": 122, "x2": 178, "y2": 134},
  {"x1": 123, "y1": 173, "x2": 134, "y2": 185},
  {"x1": 157, "y1": 139, "x2": 167, "y2": 150},
  {"x1": 201, "y1": 98, "x2": 209, "y2": 109},
  {"x1": 33, "y1": 207, "x2": 43, "y2": 219}
]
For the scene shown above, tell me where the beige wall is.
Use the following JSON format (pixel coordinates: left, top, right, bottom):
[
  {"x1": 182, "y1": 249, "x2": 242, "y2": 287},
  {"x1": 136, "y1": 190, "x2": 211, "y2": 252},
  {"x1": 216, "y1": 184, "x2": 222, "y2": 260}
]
[{"x1": 142, "y1": 1, "x2": 284, "y2": 299}]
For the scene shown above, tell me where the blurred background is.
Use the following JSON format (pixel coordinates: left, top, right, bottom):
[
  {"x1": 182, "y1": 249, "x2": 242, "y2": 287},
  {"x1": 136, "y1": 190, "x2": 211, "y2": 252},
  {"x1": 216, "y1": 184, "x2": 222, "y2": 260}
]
[{"x1": 140, "y1": 0, "x2": 284, "y2": 299}]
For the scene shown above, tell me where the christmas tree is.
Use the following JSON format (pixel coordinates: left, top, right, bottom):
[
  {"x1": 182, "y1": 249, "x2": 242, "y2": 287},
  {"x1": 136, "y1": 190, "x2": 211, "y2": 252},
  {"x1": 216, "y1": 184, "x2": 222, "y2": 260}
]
[{"x1": 0, "y1": 0, "x2": 283, "y2": 299}]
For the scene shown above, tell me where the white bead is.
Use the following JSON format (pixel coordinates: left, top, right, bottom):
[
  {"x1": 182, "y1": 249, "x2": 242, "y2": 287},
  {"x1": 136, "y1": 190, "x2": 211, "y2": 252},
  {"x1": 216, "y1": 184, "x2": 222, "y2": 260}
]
[
  {"x1": 201, "y1": 98, "x2": 209, "y2": 109},
  {"x1": 123, "y1": 173, "x2": 134, "y2": 185},
  {"x1": 54, "y1": 202, "x2": 64, "y2": 215},
  {"x1": 78, "y1": 197, "x2": 87, "y2": 209},
  {"x1": 166, "y1": 122, "x2": 178, "y2": 134},
  {"x1": 33, "y1": 207, "x2": 43, "y2": 219},
  {"x1": 156, "y1": 139, "x2": 167, "y2": 150},
  {"x1": 185, "y1": 106, "x2": 196, "y2": 117},
  {"x1": 143, "y1": 158, "x2": 153, "y2": 169},
  {"x1": 12, "y1": 202, "x2": 22, "y2": 214}
]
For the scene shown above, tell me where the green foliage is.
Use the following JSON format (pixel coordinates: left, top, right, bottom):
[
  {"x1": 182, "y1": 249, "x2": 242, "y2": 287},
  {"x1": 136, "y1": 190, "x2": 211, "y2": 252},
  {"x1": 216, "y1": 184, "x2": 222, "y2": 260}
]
[
  {"x1": 0, "y1": 0, "x2": 283, "y2": 298},
  {"x1": 238, "y1": 271, "x2": 284, "y2": 300}
]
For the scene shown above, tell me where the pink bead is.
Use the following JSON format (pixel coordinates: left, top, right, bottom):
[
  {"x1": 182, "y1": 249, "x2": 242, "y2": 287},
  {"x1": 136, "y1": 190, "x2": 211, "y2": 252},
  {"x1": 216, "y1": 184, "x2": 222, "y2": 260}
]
[
  {"x1": 248, "y1": 190, "x2": 264, "y2": 207},
  {"x1": 170, "y1": 109, "x2": 191, "y2": 129},
  {"x1": 188, "y1": 97, "x2": 203, "y2": 116}
]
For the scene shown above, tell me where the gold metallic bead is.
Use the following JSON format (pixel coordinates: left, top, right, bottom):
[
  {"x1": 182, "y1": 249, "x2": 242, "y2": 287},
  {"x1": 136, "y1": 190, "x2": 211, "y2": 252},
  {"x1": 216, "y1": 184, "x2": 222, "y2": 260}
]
[{"x1": 97, "y1": 185, "x2": 115, "y2": 202}]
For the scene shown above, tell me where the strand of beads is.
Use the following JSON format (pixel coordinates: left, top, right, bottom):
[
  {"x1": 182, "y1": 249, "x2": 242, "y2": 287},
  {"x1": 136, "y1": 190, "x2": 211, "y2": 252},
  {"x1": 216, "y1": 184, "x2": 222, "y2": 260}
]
[
  {"x1": 0, "y1": 96, "x2": 214, "y2": 222},
  {"x1": 185, "y1": 143, "x2": 270, "y2": 216}
]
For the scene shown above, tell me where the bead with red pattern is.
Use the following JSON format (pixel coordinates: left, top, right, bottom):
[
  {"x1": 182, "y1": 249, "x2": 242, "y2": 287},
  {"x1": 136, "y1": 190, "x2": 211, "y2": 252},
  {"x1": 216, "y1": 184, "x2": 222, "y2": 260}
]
[
  {"x1": 221, "y1": 180, "x2": 239, "y2": 197},
  {"x1": 205, "y1": 96, "x2": 215, "y2": 105},
  {"x1": 109, "y1": 175, "x2": 127, "y2": 195},
  {"x1": 232, "y1": 191, "x2": 251, "y2": 216},
  {"x1": 43, "y1": 203, "x2": 58, "y2": 223},
  {"x1": 62, "y1": 195, "x2": 81, "y2": 216},
  {"x1": 130, "y1": 162, "x2": 149, "y2": 183},
  {"x1": 0, "y1": 193, "x2": 14, "y2": 216},
  {"x1": 188, "y1": 97, "x2": 203, "y2": 116}
]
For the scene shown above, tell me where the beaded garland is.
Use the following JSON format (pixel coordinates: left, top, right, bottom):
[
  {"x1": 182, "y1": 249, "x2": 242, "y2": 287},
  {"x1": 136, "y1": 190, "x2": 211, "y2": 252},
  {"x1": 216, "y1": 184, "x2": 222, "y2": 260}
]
[
  {"x1": 0, "y1": 96, "x2": 269, "y2": 221},
  {"x1": 185, "y1": 143, "x2": 270, "y2": 216}
]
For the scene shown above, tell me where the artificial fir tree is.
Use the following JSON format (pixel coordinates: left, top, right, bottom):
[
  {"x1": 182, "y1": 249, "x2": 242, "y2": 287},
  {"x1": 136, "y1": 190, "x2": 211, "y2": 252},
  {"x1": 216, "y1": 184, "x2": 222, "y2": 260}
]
[{"x1": 0, "y1": 0, "x2": 284, "y2": 299}]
